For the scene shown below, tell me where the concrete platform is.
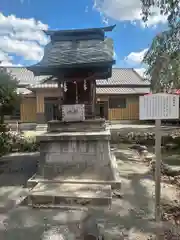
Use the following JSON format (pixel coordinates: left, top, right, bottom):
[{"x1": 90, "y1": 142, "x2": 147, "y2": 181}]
[
  {"x1": 28, "y1": 182, "x2": 112, "y2": 207},
  {"x1": 27, "y1": 174, "x2": 121, "y2": 190}
]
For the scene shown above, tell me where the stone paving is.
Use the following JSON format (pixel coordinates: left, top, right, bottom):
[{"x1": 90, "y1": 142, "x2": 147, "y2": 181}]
[{"x1": 0, "y1": 150, "x2": 179, "y2": 239}]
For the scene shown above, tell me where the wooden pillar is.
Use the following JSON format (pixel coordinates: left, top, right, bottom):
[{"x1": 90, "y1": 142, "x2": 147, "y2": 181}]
[
  {"x1": 91, "y1": 80, "x2": 96, "y2": 118},
  {"x1": 36, "y1": 92, "x2": 45, "y2": 123}
]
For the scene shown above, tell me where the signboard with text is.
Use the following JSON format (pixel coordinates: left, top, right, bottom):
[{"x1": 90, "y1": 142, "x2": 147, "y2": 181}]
[
  {"x1": 139, "y1": 93, "x2": 179, "y2": 120},
  {"x1": 62, "y1": 104, "x2": 85, "y2": 122}
]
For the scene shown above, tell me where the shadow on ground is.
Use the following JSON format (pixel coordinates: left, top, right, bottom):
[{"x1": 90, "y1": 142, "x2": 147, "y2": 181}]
[
  {"x1": 0, "y1": 152, "x2": 39, "y2": 219},
  {"x1": 0, "y1": 149, "x2": 179, "y2": 239},
  {"x1": 0, "y1": 171, "x2": 157, "y2": 240},
  {"x1": 0, "y1": 152, "x2": 39, "y2": 186}
]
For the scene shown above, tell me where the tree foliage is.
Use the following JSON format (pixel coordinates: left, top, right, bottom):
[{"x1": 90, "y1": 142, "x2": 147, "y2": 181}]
[
  {"x1": 143, "y1": 26, "x2": 180, "y2": 91},
  {"x1": 141, "y1": 0, "x2": 180, "y2": 91},
  {"x1": 0, "y1": 69, "x2": 20, "y2": 124},
  {"x1": 141, "y1": 0, "x2": 180, "y2": 26}
]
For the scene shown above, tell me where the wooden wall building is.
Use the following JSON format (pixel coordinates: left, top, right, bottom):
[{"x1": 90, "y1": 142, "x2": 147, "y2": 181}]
[
  {"x1": 95, "y1": 68, "x2": 150, "y2": 121},
  {"x1": 8, "y1": 67, "x2": 150, "y2": 123}
]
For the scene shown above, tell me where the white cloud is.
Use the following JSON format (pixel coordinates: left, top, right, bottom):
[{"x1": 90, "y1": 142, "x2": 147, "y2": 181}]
[
  {"x1": 135, "y1": 67, "x2": 146, "y2": 77},
  {"x1": 0, "y1": 36, "x2": 44, "y2": 61},
  {"x1": 0, "y1": 51, "x2": 22, "y2": 66},
  {"x1": 113, "y1": 50, "x2": 117, "y2": 60},
  {"x1": 93, "y1": 0, "x2": 167, "y2": 27},
  {"x1": 125, "y1": 49, "x2": 148, "y2": 77},
  {"x1": 125, "y1": 48, "x2": 148, "y2": 65},
  {"x1": 0, "y1": 13, "x2": 49, "y2": 65},
  {"x1": 0, "y1": 61, "x2": 12, "y2": 66},
  {"x1": 0, "y1": 60, "x2": 22, "y2": 67},
  {"x1": 0, "y1": 50, "x2": 14, "y2": 66},
  {"x1": 0, "y1": 50, "x2": 12, "y2": 62},
  {"x1": 0, "y1": 13, "x2": 48, "y2": 32},
  {"x1": 11, "y1": 31, "x2": 49, "y2": 45}
]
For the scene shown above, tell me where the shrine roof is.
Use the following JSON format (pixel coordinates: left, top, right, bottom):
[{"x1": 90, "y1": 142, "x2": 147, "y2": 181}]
[
  {"x1": 27, "y1": 26, "x2": 116, "y2": 73},
  {"x1": 27, "y1": 61, "x2": 115, "y2": 77},
  {"x1": 44, "y1": 25, "x2": 116, "y2": 37}
]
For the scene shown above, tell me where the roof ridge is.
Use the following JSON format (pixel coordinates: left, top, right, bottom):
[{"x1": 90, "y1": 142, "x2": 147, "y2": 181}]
[
  {"x1": 112, "y1": 67, "x2": 133, "y2": 70},
  {"x1": 4, "y1": 66, "x2": 136, "y2": 71},
  {"x1": 2, "y1": 66, "x2": 25, "y2": 69}
]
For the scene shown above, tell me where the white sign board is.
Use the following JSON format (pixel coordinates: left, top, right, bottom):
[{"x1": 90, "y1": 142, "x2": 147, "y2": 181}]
[
  {"x1": 139, "y1": 93, "x2": 179, "y2": 120},
  {"x1": 62, "y1": 104, "x2": 85, "y2": 122}
]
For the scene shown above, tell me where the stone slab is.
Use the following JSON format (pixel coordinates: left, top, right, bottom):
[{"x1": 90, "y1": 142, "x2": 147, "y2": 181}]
[
  {"x1": 48, "y1": 119, "x2": 106, "y2": 132},
  {"x1": 36, "y1": 130, "x2": 111, "y2": 142},
  {"x1": 28, "y1": 183, "x2": 112, "y2": 207},
  {"x1": 27, "y1": 175, "x2": 121, "y2": 190}
]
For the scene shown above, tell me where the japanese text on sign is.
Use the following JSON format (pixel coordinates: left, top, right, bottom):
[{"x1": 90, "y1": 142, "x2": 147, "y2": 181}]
[{"x1": 139, "y1": 93, "x2": 179, "y2": 120}]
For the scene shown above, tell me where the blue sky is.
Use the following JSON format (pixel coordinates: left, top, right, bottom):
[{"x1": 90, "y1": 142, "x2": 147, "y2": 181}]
[{"x1": 0, "y1": 0, "x2": 167, "y2": 76}]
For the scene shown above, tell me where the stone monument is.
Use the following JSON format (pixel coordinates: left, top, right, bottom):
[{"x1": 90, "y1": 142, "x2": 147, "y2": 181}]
[{"x1": 27, "y1": 25, "x2": 121, "y2": 210}]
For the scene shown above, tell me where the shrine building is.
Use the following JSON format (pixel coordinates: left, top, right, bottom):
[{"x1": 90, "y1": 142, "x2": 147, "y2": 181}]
[
  {"x1": 4, "y1": 25, "x2": 150, "y2": 122},
  {"x1": 7, "y1": 67, "x2": 150, "y2": 122}
]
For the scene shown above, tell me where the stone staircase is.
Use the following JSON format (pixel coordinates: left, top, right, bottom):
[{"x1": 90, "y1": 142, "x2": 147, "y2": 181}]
[{"x1": 28, "y1": 182, "x2": 112, "y2": 209}]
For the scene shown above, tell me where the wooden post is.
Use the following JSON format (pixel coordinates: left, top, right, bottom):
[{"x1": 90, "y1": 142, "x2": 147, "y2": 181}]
[
  {"x1": 75, "y1": 81, "x2": 78, "y2": 104},
  {"x1": 155, "y1": 119, "x2": 161, "y2": 223},
  {"x1": 17, "y1": 121, "x2": 20, "y2": 132}
]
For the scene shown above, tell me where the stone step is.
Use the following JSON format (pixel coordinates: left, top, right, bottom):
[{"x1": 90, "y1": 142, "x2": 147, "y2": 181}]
[
  {"x1": 27, "y1": 176, "x2": 121, "y2": 190},
  {"x1": 28, "y1": 182, "x2": 112, "y2": 208},
  {"x1": 28, "y1": 204, "x2": 111, "y2": 211},
  {"x1": 36, "y1": 124, "x2": 47, "y2": 132}
]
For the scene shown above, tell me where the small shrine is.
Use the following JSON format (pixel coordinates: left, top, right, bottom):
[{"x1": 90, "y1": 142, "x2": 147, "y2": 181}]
[
  {"x1": 27, "y1": 26, "x2": 121, "y2": 215},
  {"x1": 28, "y1": 25, "x2": 115, "y2": 121}
]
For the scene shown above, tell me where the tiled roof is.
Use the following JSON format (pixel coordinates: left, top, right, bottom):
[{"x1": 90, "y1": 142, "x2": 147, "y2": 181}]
[
  {"x1": 96, "y1": 68, "x2": 150, "y2": 86},
  {"x1": 5, "y1": 67, "x2": 50, "y2": 84},
  {"x1": 4, "y1": 67, "x2": 149, "y2": 86},
  {"x1": 20, "y1": 86, "x2": 150, "y2": 95},
  {"x1": 96, "y1": 87, "x2": 150, "y2": 95}
]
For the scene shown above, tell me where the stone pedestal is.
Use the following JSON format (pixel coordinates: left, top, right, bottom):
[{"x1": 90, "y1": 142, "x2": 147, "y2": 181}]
[{"x1": 27, "y1": 119, "x2": 121, "y2": 208}]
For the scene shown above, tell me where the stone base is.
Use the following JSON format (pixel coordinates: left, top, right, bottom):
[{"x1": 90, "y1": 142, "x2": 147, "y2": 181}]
[
  {"x1": 47, "y1": 119, "x2": 106, "y2": 132},
  {"x1": 30, "y1": 119, "x2": 121, "y2": 210},
  {"x1": 37, "y1": 130, "x2": 119, "y2": 182},
  {"x1": 28, "y1": 182, "x2": 112, "y2": 208}
]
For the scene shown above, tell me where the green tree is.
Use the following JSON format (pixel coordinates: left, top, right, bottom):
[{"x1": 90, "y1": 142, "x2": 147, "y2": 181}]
[
  {"x1": 141, "y1": 0, "x2": 180, "y2": 91},
  {"x1": 0, "y1": 68, "x2": 20, "y2": 126},
  {"x1": 141, "y1": 0, "x2": 180, "y2": 26}
]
